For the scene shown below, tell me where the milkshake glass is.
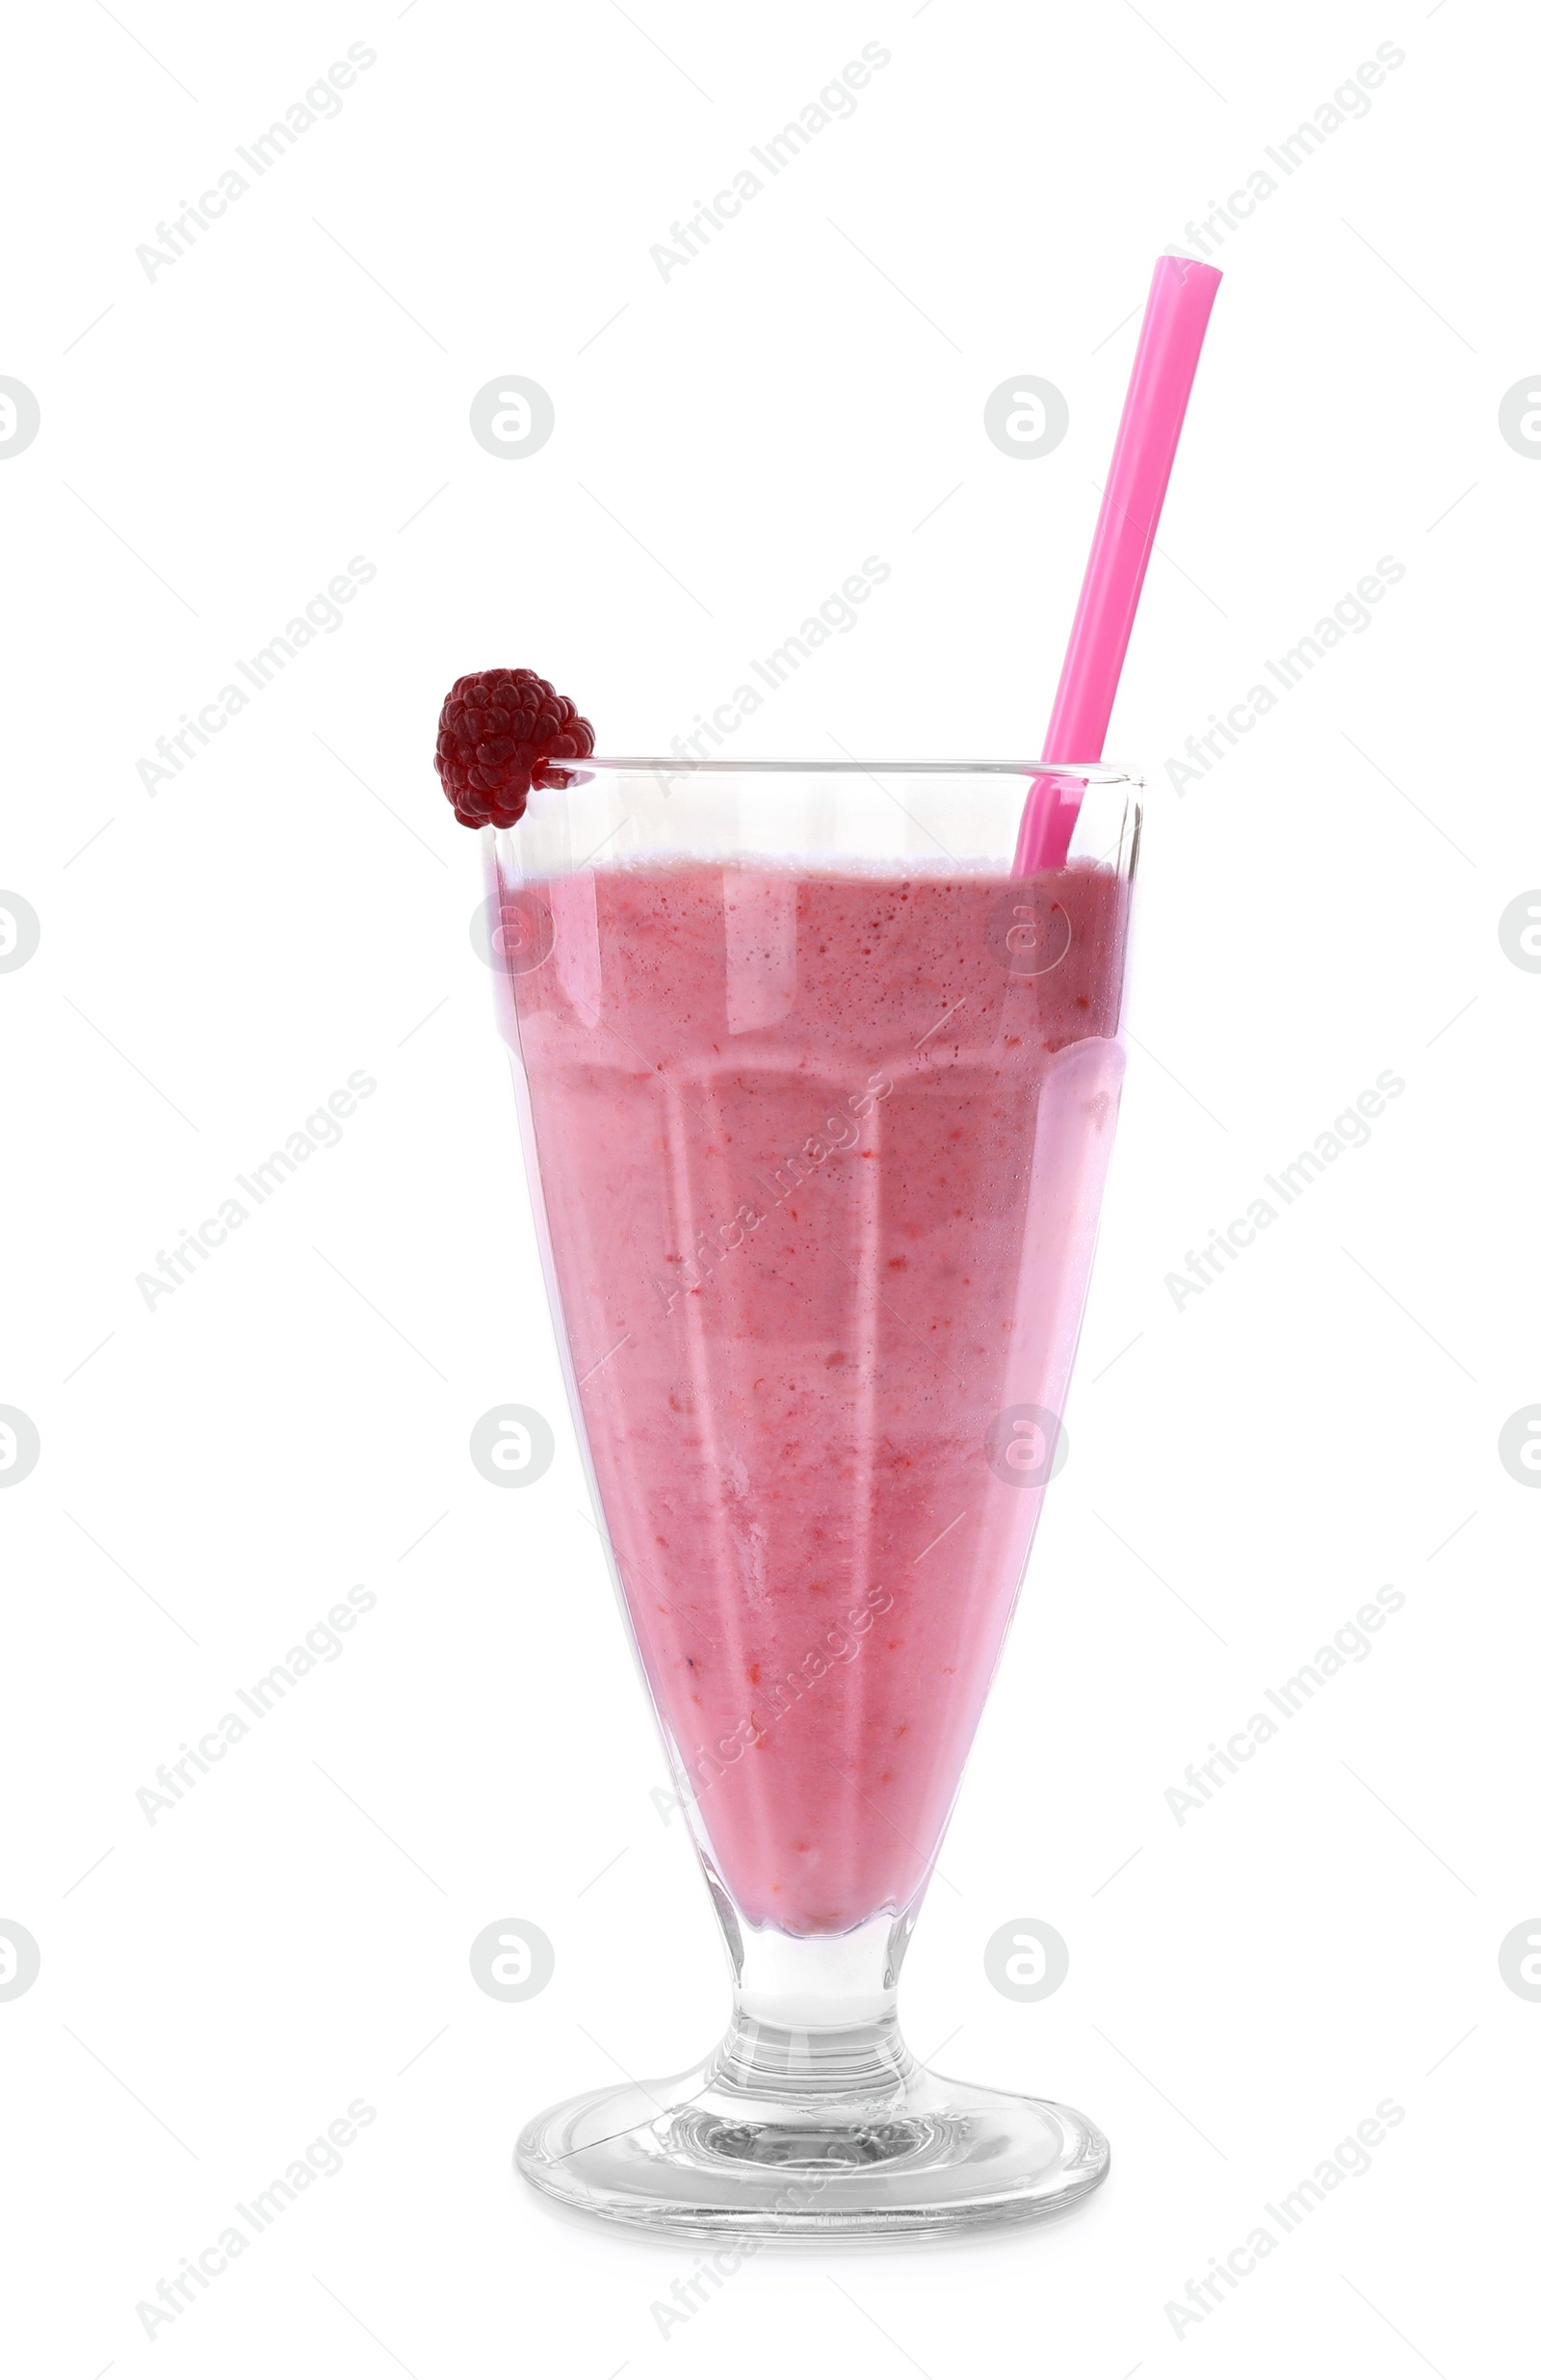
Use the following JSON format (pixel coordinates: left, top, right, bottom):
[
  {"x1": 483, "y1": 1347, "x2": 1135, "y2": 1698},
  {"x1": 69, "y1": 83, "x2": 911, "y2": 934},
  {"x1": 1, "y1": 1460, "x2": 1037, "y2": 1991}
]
[{"x1": 492, "y1": 758, "x2": 1139, "y2": 2235}]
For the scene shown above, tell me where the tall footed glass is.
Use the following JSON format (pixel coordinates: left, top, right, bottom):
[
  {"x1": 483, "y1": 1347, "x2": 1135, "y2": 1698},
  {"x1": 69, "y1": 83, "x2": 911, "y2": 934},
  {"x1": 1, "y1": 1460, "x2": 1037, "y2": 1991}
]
[{"x1": 492, "y1": 760, "x2": 1140, "y2": 2236}]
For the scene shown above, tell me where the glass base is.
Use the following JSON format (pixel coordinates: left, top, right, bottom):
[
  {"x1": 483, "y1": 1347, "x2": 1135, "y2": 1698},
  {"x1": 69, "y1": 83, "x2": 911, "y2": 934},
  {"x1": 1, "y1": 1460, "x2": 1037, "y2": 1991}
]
[{"x1": 516, "y1": 2028, "x2": 1110, "y2": 2238}]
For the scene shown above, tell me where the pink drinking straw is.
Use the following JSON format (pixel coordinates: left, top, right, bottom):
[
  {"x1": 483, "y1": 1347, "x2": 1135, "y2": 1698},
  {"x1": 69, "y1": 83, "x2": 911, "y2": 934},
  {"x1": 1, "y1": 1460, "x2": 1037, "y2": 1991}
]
[{"x1": 1013, "y1": 250, "x2": 1222, "y2": 875}]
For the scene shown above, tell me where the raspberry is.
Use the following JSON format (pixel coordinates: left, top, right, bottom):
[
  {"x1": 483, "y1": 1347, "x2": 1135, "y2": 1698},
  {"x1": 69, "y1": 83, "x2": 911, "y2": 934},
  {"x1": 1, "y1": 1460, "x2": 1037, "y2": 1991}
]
[{"x1": 434, "y1": 667, "x2": 594, "y2": 829}]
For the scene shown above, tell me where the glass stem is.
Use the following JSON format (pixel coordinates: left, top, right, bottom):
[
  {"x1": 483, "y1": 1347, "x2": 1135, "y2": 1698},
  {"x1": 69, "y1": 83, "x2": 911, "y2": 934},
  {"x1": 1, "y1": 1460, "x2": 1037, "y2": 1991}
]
[{"x1": 710, "y1": 1907, "x2": 919, "y2": 2103}]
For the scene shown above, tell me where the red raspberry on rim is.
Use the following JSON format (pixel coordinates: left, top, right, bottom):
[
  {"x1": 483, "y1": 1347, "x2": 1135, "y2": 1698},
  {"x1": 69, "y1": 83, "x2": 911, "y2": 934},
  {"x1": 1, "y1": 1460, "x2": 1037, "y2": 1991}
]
[{"x1": 434, "y1": 667, "x2": 594, "y2": 829}]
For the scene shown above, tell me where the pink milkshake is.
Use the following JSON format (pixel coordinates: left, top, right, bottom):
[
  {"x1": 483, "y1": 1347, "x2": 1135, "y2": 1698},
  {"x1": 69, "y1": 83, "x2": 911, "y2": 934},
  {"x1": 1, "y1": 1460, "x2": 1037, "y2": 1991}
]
[{"x1": 505, "y1": 854, "x2": 1130, "y2": 1936}]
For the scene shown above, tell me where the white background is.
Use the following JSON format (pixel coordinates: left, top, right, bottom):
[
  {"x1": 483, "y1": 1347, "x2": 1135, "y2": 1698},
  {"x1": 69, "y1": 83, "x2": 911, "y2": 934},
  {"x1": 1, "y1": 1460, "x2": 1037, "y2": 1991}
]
[{"x1": 3, "y1": 0, "x2": 1537, "y2": 2372}]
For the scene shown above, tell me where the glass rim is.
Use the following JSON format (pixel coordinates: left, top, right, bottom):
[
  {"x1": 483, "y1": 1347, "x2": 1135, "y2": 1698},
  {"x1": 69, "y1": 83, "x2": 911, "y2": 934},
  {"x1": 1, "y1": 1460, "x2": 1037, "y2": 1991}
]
[{"x1": 552, "y1": 756, "x2": 1140, "y2": 784}]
